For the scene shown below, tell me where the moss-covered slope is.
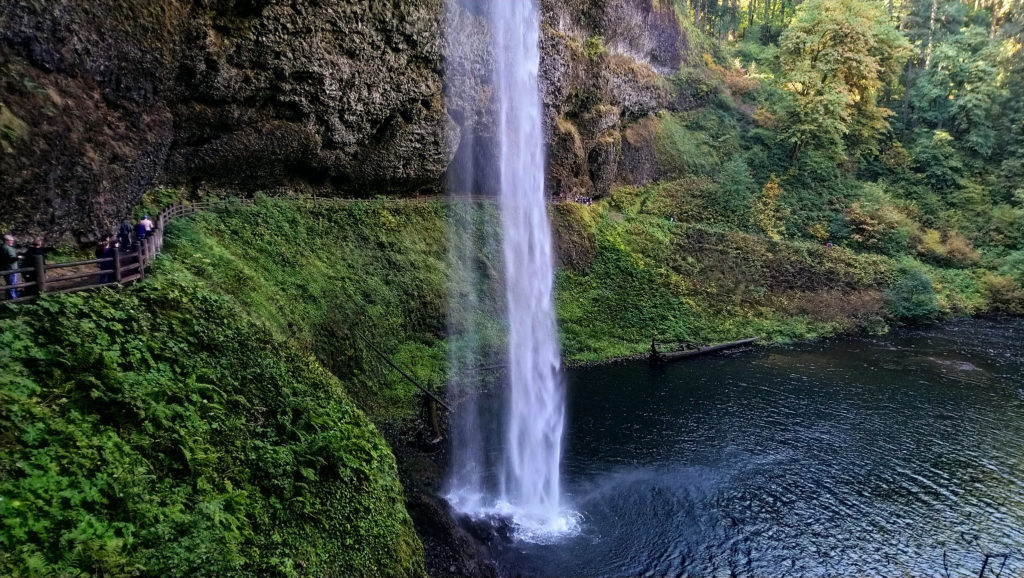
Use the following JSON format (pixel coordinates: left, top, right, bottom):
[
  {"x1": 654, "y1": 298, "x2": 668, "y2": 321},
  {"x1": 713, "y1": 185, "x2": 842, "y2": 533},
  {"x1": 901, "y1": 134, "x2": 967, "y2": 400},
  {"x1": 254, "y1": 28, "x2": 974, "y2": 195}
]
[
  {"x1": 552, "y1": 190, "x2": 999, "y2": 362},
  {"x1": 0, "y1": 269, "x2": 425, "y2": 576}
]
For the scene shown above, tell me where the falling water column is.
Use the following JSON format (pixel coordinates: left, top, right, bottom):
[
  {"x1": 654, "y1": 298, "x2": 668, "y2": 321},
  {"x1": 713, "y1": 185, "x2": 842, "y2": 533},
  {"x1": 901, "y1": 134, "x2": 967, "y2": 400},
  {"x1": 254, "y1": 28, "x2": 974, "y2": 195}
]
[{"x1": 491, "y1": 0, "x2": 566, "y2": 525}]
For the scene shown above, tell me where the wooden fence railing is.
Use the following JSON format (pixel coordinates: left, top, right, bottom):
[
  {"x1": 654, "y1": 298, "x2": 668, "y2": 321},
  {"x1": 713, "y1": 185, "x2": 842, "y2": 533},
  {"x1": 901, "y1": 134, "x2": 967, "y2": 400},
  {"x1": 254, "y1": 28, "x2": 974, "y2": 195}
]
[{"x1": 0, "y1": 200, "x2": 224, "y2": 305}]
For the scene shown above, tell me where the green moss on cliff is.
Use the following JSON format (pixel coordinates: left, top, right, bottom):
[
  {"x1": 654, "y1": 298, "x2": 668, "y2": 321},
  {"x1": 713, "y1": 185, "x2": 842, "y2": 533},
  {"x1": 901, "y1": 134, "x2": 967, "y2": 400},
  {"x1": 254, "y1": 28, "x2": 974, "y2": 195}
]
[{"x1": 158, "y1": 198, "x2": 484, "y2": 423}]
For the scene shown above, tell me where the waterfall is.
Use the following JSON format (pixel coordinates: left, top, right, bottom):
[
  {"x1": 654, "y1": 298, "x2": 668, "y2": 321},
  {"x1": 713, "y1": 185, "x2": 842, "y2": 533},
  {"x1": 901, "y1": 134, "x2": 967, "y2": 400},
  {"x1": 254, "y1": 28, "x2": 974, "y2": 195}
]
[
  {"x1": 445, "y1": 0, "x2": 577, "y2": 540},
  {"x1": 491, "y1": 0, "x2": 565, "y2": 525}
]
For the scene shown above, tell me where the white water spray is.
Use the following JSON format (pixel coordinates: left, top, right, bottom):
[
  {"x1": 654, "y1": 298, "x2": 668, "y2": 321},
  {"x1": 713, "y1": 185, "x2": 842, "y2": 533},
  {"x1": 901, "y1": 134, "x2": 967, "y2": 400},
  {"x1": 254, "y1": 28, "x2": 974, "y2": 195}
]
[{"x1": 445, "y1": 0, "x2": 576, "y2": 540}]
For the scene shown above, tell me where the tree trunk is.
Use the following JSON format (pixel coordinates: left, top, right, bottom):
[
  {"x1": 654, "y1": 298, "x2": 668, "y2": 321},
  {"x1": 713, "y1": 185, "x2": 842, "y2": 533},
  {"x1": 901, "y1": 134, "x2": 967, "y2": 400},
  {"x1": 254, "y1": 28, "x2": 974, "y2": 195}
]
[
  {"x1": 990, "y1": 0, "x2": 1001, "y2": 38},
  {"x1": 901, "y1": 61, "x2": 913, "y2": 130},
  {"x1": 925, "y1": 0, "x2": 938, "y2": 68}
]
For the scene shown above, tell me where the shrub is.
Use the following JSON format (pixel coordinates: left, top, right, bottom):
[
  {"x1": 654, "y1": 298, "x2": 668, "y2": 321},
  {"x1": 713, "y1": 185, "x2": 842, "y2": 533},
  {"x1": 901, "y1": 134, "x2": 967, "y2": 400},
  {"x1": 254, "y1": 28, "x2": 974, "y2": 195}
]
[
  {"x1": 942, "y1": 231, "x2": 981, "y2": 266},
  {"x1": 985, "y1": 204, "x2": 1024, "y2": 249},
  {"x1": 753, "y1": 176, "x2": 785, "y2": 240},
  {"x1": 980, "y1": 273, "x2": 1024, "y2": 313},
  {"x1": 709, "y1": 157, "x2": 757, "y2": 229},
  {"x1": 654, "y1": 113, "x2": 719, "y2": 177},
  {"x1": 915, "y1": 228, "x2": 981, "y2": 267},
  {"x1": 998, "y1": 249, "x2": 1024, "y2": 283},
  {"x1": 846, "y1": 201, "x2": 909, "y2": 254},
  {"x1": 885, "y1": 265, "x2": 942, "y2": 323}
]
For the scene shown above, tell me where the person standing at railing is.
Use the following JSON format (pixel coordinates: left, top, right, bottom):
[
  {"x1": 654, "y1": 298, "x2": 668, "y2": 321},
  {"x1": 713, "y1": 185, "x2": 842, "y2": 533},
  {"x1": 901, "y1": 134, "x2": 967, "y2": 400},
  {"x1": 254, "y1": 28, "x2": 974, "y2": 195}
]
[
  {"x1": 95, "y1": 237, "x2": 115, "y2": 284},
  {"x1": 22, "y1": 238, "x2": 45, "y2": 296},
  {"x1": 140, "y1": 214, "x2": 153, "y2": 233},
  {"x1": 2, "y1": 234, "x2": 19, "y2": 299}
]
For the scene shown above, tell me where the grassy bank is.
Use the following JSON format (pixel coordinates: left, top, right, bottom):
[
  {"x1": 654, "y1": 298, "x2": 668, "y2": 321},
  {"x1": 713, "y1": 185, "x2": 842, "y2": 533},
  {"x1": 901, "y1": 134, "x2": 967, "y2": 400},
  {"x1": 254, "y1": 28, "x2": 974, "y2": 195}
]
[
  {"x1": 553, "y1": 190, "x2": 1006, "y2": 362},
  {"x1": 159, "y1": 195, "x2": 1012, "y2": 367}
]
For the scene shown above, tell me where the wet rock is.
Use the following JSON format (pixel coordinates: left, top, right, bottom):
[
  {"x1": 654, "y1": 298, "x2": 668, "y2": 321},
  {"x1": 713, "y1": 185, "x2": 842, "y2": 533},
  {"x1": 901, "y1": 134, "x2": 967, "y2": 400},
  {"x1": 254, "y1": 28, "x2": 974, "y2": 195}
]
[
  {"x1": 548, "y1": 117, "x2": 588, "y2": 198},
  {"x1": 384, "y1": 418, "x2": 499, "y2": 578},
  {"x1": 535, "y1": 0, "x2": 674, "y2": 199},
  {"x1": 588, "y1": 129, "x2": 622, "y2": 196}
]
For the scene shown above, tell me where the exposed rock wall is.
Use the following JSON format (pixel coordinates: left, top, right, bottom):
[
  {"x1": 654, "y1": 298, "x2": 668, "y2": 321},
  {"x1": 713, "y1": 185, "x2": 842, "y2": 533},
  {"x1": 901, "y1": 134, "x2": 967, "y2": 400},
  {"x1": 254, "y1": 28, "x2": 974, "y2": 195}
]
[
  {"x1": 1, "y1": 0, "x2": 453, "y2": 242},
  {"x1": 1, "y1": 0, "x2": 684, "y2": 241},
  {"x1": 446, "y1": 0, "x2": 683, "y2": 199}
]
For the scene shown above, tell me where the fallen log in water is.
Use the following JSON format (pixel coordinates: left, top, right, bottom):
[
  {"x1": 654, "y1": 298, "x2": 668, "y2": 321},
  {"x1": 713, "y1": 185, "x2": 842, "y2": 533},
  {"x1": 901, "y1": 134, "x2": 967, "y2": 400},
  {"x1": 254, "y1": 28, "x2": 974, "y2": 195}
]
[{"x1": 650, "y1": 338, "x2": 760, "y2": 366}]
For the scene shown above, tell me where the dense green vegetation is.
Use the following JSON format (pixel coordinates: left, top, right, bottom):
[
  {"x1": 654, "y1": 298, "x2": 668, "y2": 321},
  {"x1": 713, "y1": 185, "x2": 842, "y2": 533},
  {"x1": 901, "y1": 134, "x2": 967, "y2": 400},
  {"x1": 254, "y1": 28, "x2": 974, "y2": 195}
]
[
  {"x1": 662, "y1": 0, "x2": 1024, "y2": 284},
  {"x1": 158, "y1": 198, "x2": 463, "y2": 424},
  {"x1": 0, "y1": 198, "x2": 507, "y2": 576},
  {"x1": 0, "y1": 270, "x2": 424, "y2": 577},
  {"x1": 552, "y1": 188, "x2": 992, "y2": 361}
]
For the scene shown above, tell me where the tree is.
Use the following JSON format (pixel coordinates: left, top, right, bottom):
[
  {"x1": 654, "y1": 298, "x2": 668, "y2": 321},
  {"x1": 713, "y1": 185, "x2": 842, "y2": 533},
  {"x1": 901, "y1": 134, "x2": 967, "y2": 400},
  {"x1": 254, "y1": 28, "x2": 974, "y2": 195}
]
[
  {"x1": 777, "y1": 0, "x2": 912, "y2": 163},
  {"x1": 909, "y1": 26, "x2": 1005, "y2": 156},
  {"x1": 753, "y1": 175, "x2": 786, "y2": 239}
]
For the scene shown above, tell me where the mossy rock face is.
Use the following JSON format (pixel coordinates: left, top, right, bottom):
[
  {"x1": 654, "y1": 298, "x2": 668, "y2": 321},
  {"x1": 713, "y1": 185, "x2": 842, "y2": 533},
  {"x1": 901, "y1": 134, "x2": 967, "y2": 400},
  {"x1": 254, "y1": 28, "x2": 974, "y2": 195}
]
[
  {"x1": 548, "y1": 117, "x2": 588, "y2": 198},
  {"x1": 0, "y1": 0, "x2": 186, "y2": 242},
  {"x1": 536, "y1": 0, "x2": 677, "y2": 199},
  {"x1": 0, "y1": 0, "x2": 453, "y2": 242},
  {"x1": 1, "y1": 0, "x2": 685, "y2": 240}
]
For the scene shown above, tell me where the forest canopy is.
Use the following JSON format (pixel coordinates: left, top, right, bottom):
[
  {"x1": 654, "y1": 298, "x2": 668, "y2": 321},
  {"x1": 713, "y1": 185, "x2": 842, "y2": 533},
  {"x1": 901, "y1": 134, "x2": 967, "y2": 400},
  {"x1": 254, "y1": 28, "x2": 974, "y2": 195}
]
[{"x1": 645, "y1": 0, "x2": 1024, "y2": 316}]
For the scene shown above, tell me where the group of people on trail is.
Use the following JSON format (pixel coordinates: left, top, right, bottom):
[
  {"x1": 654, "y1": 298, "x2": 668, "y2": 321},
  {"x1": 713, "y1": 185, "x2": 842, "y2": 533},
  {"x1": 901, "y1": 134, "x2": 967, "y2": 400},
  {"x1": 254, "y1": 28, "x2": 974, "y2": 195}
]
[
  {"x1": 2, "y1": 235, "x2": 47, "y2": 300},
  {"x1": 116, "y1": 215, "x2": 153, "y2": 253},
  {"x1": 556, "y1": 193, "x2": 595, "y2": 205},
  {"x1": 2, "y1": 215, "x2": 154, "y2": 300},
  {"x1": 98, "y1": 216, "x2": 153, "y2": 283}
]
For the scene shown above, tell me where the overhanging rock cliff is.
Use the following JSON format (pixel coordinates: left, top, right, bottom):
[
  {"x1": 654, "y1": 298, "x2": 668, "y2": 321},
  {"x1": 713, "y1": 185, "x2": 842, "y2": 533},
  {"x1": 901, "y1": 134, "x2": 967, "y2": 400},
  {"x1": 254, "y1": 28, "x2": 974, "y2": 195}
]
[{"x1": 0, "y1": 0, "x2": 686, "y2": 242}]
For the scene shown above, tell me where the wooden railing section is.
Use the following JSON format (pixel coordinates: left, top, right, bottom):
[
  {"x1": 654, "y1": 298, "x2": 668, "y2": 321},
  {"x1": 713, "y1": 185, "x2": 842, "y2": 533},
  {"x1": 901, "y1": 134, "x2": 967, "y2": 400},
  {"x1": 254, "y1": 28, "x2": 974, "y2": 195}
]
[{"x1": 0, "y1": 201, "x2": 221, "y2": 305}]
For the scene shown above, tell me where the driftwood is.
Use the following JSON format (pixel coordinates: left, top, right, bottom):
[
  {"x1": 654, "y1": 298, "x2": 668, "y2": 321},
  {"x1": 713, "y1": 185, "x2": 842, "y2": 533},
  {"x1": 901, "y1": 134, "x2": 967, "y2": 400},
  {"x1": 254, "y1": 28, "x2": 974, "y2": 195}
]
[{"x1": 649, "y1": 337, "x2": 759, "y2": 366}]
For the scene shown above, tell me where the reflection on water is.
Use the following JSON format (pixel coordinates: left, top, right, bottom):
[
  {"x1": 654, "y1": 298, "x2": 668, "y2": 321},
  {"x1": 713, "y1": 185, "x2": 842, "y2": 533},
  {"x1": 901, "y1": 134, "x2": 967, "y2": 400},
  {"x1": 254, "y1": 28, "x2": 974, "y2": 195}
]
[{"x1": 493, "y1": 317, "x2": 1024, "y2": 577}]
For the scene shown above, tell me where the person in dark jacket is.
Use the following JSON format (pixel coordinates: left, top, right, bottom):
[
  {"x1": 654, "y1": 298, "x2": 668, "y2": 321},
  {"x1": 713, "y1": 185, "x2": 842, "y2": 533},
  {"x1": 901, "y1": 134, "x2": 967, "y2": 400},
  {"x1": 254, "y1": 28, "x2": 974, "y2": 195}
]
[
  {"x1": 22, "y1": 238, "x2": 46, "y2": 295},
  {"x1": 95, "y1": 237, "x2": 115, "y2": 284},
  {"x1": 118, "y1": 220, "x2": 134, "y2": 252},
  {"x1": 2, "y1": 234, "x2": 19, "y2": 299}
]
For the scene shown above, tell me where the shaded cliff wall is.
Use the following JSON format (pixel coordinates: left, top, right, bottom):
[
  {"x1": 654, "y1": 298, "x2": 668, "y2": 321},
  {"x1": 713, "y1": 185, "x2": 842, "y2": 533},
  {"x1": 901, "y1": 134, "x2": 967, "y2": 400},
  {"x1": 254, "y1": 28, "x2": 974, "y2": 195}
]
[
  {"x1": 1, "y1": 0, "x2": 453, "y2": 242},
  {"x1": 0, "y1": 0, "x2": 685, "y2": 242}
]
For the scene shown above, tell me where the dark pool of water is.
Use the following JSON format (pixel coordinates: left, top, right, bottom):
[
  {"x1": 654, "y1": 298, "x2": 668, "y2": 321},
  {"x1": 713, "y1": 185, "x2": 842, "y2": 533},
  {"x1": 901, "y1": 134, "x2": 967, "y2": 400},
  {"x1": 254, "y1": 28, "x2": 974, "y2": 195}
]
[{"x1": 493, "y1": 317, "x2": 1024, "y2": 577}]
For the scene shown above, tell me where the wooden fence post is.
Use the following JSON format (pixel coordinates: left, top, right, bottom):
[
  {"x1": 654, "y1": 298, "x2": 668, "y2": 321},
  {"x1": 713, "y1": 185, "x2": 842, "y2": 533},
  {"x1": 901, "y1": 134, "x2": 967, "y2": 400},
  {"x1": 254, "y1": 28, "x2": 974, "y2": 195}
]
[
  {"x1": 34, "y1": 254, "x2": 46, "y2": 294},
  {"x1": 113, "y1": 248, "x2": 122, "y2": 283}
]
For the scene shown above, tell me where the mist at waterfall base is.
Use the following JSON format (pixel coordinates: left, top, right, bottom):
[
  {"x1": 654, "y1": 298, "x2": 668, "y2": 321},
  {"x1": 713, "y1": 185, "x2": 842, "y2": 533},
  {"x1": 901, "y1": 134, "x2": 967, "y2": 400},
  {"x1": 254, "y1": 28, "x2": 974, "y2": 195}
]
[
  {"x1": 444, "y1": 0, "x2": 579, "y2": 542},
  {"x1": 491, "y1": 317, "x2": 1024, "y2": 576}
]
